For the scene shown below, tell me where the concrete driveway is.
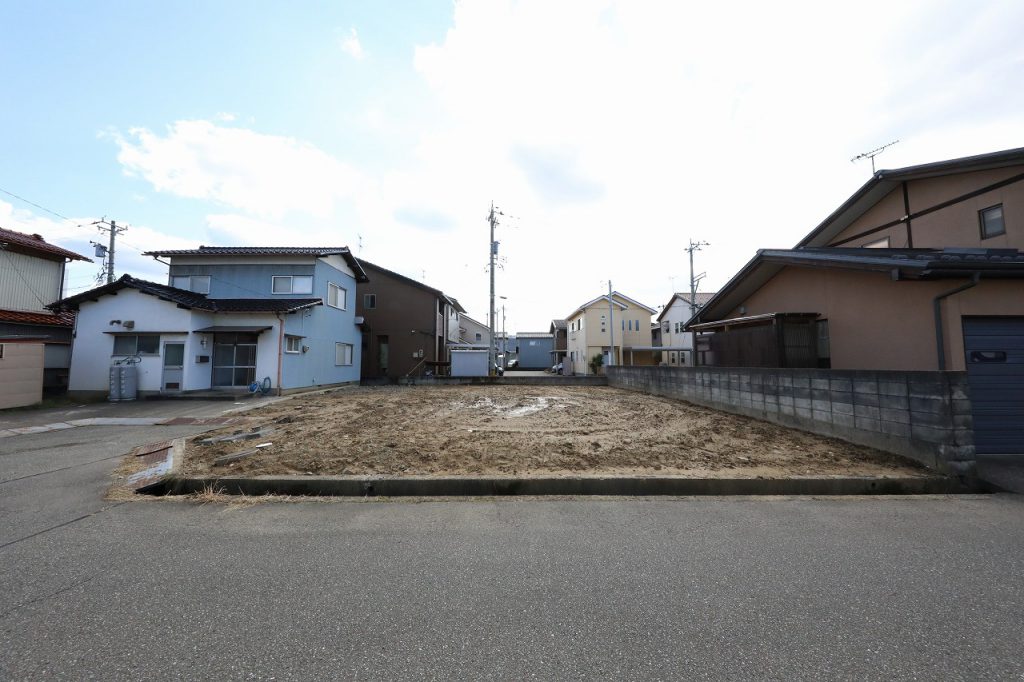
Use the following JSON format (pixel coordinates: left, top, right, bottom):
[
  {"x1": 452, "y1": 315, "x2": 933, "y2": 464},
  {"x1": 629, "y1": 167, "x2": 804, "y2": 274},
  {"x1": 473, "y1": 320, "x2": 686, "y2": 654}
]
[
  {"x1": 2, "y1": 405, "x2": 1024, "y2": 679},
  {"x1": 0, "y1": 396, "x2": 273, "y2": 431}
]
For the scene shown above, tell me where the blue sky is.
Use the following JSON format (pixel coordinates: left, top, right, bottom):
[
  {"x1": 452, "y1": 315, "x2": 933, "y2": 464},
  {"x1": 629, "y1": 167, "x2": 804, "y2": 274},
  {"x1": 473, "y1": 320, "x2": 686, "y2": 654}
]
[{"x1": 2, "y1": 1, "x2": 1023, "y2": 330}]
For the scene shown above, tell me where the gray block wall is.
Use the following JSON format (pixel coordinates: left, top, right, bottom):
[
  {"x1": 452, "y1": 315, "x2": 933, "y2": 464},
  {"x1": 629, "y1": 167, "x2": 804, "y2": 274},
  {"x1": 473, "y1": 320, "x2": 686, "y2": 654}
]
[{"x1": 606, "y1": 366, "x2": 975, "y2": 476}]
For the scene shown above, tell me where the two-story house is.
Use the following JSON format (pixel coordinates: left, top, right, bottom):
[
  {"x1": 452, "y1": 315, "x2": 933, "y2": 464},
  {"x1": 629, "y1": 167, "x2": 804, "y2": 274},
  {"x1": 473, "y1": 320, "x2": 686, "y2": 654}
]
[
  {"x1": 0, "y1": 227, "x2": 91, "y2": 398},
  {"x1": 565, "y1": 291, "x2": 657, "y2": 375},
  {"x1": 355, "y1": 260, "x2": 465, "y2": 380},
  {"x1": 656, "y1": 292, "x2": 716, "y2": 367},
  {"x1": 686, "y1": 146, "x2": 1024, "y2": 454},
  {"x1": 459, "y1": 314, "x2": 491, "y2": 348},
  {"x1": 54, "y1": 246, "x2": 367, "y2": 397}
]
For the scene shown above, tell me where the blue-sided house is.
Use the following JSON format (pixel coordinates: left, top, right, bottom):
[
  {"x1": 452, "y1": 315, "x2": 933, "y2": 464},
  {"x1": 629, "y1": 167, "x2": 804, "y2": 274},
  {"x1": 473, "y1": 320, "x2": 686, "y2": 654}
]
[{"x1": 54, "y1": 246, "x2": 368, "y2": 398}]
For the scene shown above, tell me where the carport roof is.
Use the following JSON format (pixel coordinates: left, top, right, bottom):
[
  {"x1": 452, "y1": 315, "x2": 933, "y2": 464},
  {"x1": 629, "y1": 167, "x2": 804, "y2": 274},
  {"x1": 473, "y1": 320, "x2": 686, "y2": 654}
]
[
  {"x1": 687, "y1": 248, "x2": 1024, "y2": 328},
  {"x1": 192, "y1": 326, "x2": 274, "y2": 333}
]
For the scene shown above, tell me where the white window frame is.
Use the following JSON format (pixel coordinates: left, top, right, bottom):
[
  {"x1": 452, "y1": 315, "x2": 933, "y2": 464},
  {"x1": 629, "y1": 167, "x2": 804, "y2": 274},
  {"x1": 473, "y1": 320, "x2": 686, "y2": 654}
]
[
  {"x1": 327, "y1": 282, "x2": 347, "y2": 310},
  {"x1": 272, "y1": 275, "x2": 313, "y2": 295},
  {"x1": 335, "y1": 342, "x2": 353, "y2": 366},
  {"x1": 170, "y1": 275, "x2": 211, "y2": 294},
  {"x1": 285, "y1": 335, "x2": 302, "y2": 354},
  {"x1": 112, "y1": 334, "x2": 161, "y2": 356}
]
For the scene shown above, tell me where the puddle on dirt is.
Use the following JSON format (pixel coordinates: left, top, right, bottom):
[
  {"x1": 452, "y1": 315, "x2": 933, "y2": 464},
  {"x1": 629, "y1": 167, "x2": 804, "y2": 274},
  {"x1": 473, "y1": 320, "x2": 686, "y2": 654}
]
[{"x1": 460, "y1": 395, "x2": 578, "y2": 418}]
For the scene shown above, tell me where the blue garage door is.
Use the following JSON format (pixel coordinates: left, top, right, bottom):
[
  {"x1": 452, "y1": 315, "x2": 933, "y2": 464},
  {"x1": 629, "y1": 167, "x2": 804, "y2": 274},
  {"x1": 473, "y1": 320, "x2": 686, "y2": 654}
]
[{"x1": 963, "y1": 317, "x2": 1024, "y2": 454}]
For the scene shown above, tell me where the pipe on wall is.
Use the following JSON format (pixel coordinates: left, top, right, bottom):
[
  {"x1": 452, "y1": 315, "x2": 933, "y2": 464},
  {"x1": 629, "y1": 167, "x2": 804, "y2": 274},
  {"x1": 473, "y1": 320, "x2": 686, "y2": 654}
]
[
  {"x1": 933, "y1": 273, "x2": 980, "y2": 370},
  {"x1": 275, "y1": 313, "x2": 284, "y2": 396}
]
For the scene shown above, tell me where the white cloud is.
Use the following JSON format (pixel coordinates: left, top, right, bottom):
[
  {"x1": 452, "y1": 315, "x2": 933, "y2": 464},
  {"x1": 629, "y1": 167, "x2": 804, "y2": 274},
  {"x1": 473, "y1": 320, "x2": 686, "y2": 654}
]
[
  {"x1": 103, "y1": 0, "x2": 1024, "y2": 330},
  {"x1": 113, "y1": 120, "x2": 366, "y2": 220},
  {"x1": 339, "y1": 27, "x2": 365, "y2": 61}
]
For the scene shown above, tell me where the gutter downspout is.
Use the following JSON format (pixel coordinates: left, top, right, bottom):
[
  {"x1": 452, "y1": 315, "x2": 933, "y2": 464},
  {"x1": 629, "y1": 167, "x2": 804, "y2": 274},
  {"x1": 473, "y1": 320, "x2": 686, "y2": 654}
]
[
  {"x1": 275, "y1": 313, "x2": 284, "y2": 396},
  {"x1": 933, "y1": 273, "x2": 980, "y2": 370}
]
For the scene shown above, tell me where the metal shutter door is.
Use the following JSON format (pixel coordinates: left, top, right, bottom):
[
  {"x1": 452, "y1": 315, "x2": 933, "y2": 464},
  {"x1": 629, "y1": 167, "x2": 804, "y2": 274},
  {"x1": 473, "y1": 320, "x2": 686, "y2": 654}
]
[{"x1": 963, "y1": 317, "x2": 1024, "y2": 454}]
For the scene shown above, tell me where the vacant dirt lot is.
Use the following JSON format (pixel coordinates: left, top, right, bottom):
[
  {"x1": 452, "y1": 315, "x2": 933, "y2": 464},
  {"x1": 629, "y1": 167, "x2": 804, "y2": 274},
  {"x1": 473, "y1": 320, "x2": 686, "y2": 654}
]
[{"x1": 181, "y1": 385, "x2": 925, "y2": 479}]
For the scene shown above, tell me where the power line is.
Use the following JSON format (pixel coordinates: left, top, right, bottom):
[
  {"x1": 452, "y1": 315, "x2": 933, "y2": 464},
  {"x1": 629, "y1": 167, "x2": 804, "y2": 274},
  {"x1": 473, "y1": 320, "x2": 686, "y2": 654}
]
[{"x1": 0, "y1": 186, "x2": 78, "y2": 224}]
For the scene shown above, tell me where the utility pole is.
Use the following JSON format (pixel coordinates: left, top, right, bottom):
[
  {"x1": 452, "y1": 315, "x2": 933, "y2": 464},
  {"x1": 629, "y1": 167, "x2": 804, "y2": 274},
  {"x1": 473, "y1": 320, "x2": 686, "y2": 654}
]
[
  {"x1": 487, "y1": 202, "x2": 499, "y2": 375},
  {"x1": 607, "y1": 280, "x2": 615, "y2": 368},
  {"x1": 685, "y1": 239, "x2": 709, "y2": 366},
  {"x1": 91, "y1": 219, "x2": 127, "y2": 284}
]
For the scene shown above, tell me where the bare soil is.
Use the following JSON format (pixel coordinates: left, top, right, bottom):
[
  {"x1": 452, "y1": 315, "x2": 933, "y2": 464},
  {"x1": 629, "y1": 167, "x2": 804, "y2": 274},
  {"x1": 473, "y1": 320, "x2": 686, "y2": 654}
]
[{"x1": 181, "y1": 385, "x2": 926, "y2": 479}]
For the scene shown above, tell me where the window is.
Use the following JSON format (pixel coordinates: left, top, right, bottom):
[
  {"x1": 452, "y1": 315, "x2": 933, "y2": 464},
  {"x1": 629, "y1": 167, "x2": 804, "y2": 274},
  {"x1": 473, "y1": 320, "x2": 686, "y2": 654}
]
[
  {"x1": 285, "y1": 336, "x2": 302, "y2": 353},
  {"x1": 272, "y1": 275, "x2": 313, "y2": 294},
  {"x1": 113, "y1": 334, "x2": 160, "y2": 355},
  {"x1": 816, "y1": 319, "x2": 831, "y2": 369},
  {"x1": 980, "y1": 204, "x2": 1005, "y2": 239},
  {"x1": 363, "y1": 293, "x2": 376, "y2": 309},
  {"x1": 0, "y1": 343, "x2": 4, "y2": 359},
  {"x1": 335, "y1": 342, "x2": 353, "y2": 366},
  {"x1": 170, "y1": 275, "x2": 211, "y2": 294},
  {"x1": 475, "y1": 332, "x2": 482, "y2": 341},
  {"x1": 328, "y1": 282, "x2": 347, "y2": 309}
]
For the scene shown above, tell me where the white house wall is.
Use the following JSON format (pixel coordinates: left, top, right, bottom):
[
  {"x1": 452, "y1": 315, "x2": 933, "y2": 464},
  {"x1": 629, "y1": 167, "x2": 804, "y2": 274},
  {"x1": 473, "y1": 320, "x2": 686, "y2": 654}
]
[
  {"x1": 661, "y1": 298, "x2": 697, "y2": 365},
  {"x1": 69, "y1": 290, "x2": 290, "y2": 394},
  {"x1": 68, "y1": 290, "x2": 194, "y2": 394}
]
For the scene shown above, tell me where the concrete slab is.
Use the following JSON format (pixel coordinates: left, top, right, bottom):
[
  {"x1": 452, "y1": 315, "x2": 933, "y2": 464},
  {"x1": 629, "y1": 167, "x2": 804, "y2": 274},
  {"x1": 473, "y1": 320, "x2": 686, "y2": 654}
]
[{"x1": 8, "y1": 423, "x2": 75, "y2": 435}]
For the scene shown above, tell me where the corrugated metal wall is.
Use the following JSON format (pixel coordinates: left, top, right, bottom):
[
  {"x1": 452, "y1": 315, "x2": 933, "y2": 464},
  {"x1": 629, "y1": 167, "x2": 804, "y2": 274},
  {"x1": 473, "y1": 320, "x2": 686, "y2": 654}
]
[{"x1": 0, "y1": 251, "x2": 61, "y2": 312}]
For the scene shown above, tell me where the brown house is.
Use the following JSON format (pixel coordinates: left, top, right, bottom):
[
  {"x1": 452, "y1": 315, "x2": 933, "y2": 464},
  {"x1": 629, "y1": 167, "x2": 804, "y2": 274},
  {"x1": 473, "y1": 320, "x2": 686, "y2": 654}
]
[
  {"x1": 549, "y1": 319, "x2": 567, "y2": 368},
  {"x1": 355, "y1": 261, "x2": 465, "y2": 380},
  {"x1": 688, "y1": 146, "x2": 1024, "y2": 453}
]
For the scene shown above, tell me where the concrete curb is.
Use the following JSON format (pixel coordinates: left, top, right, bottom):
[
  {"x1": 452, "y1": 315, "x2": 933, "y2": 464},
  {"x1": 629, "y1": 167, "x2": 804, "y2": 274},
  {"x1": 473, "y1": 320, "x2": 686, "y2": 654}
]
[
  {"x1": 397, "y1": 376, "x2": 608, "y2": 386},
  {"x1": 151, "y1": 473, "x2": 968, "y2": 497}
]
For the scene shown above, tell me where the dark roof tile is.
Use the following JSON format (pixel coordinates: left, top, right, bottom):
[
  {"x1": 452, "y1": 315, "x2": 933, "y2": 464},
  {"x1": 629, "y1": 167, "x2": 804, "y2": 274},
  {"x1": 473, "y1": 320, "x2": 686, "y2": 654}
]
[{"x1": 0, "y1": 227, "x2": 92, "y2": 262}]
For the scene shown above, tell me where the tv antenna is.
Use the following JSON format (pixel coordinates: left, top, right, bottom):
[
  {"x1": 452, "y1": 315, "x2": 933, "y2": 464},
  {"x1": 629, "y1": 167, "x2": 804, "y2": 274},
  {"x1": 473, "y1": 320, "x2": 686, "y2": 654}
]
[{"x1": 851, "y1": 140, "x2": 899, "y2": 174}]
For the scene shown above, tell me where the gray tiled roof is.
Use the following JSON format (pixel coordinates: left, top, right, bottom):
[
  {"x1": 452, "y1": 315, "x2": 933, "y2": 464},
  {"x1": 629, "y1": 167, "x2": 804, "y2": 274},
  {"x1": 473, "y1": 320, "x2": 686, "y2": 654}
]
[
  {"x1": 143, "y1": 246, "x2": 351, "y2": 256},
  {"x1": 52, "y1": 275, "x2": 321, "y2": 313}
]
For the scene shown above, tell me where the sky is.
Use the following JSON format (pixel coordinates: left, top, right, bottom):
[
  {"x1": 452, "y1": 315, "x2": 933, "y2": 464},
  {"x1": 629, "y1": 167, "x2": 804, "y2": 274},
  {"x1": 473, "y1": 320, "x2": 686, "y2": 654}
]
[{"x1": 1, "y1": 0, "x2": 1023, "y2": 332}]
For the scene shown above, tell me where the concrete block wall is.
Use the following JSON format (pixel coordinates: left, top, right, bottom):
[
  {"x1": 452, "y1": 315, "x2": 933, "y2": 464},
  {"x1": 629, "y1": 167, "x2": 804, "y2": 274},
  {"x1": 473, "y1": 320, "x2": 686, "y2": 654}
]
[{"x1": 606, "y1": 366, "x2": 975, "y2": 475}]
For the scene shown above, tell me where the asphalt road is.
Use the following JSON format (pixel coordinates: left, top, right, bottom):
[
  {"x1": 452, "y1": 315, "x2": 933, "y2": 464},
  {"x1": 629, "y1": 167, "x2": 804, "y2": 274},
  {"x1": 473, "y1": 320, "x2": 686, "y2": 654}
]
[{"x1": 2, "y1": 405, "x2": 1024, "y2": 680}]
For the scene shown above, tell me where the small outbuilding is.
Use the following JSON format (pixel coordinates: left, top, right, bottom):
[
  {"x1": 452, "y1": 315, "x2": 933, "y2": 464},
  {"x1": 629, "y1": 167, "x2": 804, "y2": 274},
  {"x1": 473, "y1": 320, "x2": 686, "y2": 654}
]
[{"x1": 0, "y1": 336, "x2": 46, "y2": 409}]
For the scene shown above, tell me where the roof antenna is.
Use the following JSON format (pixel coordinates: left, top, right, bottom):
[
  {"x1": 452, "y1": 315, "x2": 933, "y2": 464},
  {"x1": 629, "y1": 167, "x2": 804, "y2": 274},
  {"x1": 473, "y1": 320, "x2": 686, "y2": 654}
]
[
  {"x1": 851, "y1": 140, "x2": 899, "y2": 174},
  {"x1": 357, "y1": 233, "x2": 363, "y2": 254}
]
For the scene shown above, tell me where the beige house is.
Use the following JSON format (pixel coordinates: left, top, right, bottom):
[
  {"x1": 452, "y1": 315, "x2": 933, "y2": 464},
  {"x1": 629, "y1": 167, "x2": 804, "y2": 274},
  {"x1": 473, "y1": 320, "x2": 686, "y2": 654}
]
[
  {"x1": 687, "y1": 146, "x2": 1024, "y2": 454},
  {"x1": 566, "y1": 291, "x2": 657, "y2": 374}
]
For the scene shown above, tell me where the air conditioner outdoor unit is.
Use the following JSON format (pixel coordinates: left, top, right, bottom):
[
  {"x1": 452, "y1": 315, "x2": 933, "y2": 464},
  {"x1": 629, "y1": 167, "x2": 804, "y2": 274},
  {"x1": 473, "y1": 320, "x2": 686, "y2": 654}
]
[{"x1": 122, "y1": 320, "x2": 135, "y2": 329}]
